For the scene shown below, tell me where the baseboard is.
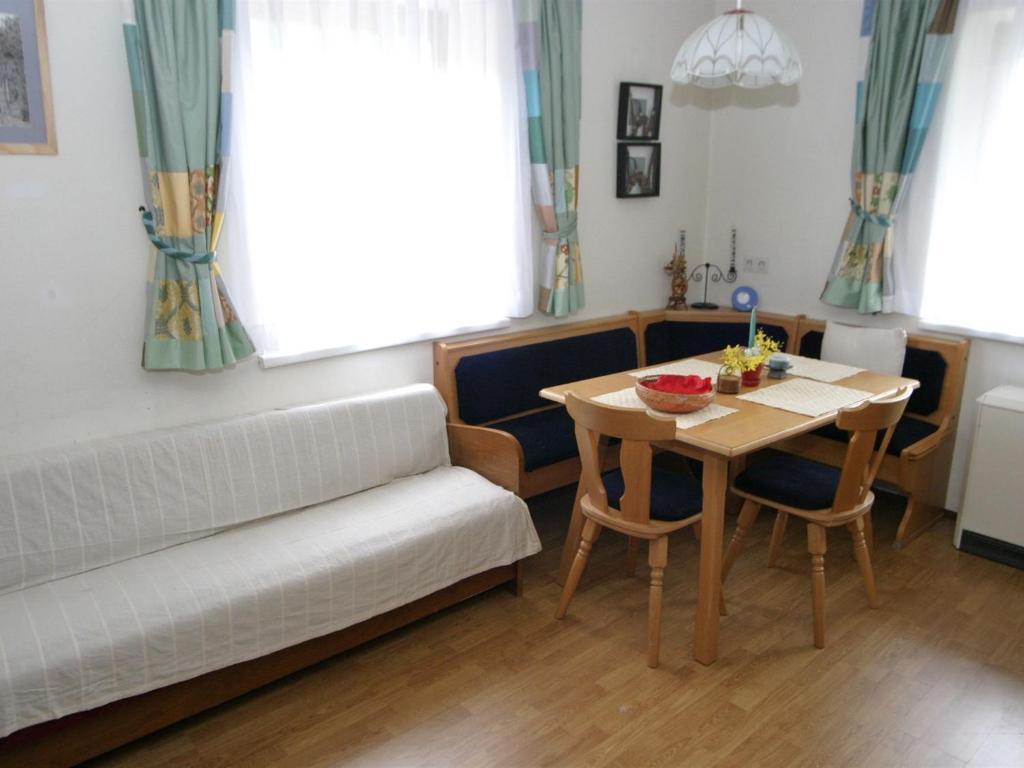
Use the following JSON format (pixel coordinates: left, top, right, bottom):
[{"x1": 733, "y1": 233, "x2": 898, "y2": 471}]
[{"x1": 958, "y1": 530, "x2": 1024, "y2": 571}]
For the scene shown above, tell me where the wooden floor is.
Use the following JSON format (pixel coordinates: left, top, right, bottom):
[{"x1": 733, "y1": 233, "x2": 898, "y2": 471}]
[{"x1": 89, "y1": 486, "x2": 1024, "y2": 768}]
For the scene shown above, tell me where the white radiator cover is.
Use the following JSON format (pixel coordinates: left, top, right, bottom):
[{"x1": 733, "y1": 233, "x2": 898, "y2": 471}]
[{"x1": 955, "y1": 385, "x2": 1024, "y2": 559}]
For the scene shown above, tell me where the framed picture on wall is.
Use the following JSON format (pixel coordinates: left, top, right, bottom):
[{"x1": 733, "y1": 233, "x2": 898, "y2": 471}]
[
  {"x1": 616, "y1": 82, "x2": 661, "y2": 141},
  {"x1": 617, "y1": 143, "x2": 660, "y2": 198},
  {"x1": 0, "y1": 0, "x2": 56, "y2": 154}
]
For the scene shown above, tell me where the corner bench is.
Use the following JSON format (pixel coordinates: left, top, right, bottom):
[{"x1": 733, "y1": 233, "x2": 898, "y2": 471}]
[
  {"x1": 433, "y1": 315, "x2": 641, "y2": 498},
  {"x1": 778, "y1": 318, "x2": 969, "y2": 547},
  {"x1": 633, "y1": 308, "x2": 801, "y2": 365}
]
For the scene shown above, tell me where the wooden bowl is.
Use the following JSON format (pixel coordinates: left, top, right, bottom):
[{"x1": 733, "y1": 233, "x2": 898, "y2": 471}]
[{"x1": 635, "y1": 376, "x2": 715, "y2": 413}]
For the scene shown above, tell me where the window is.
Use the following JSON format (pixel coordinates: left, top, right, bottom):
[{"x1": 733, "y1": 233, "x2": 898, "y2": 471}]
[
  {"x1": 917, "y1": 0, "x2": 1024, "y2": 342},
  {"x1": 223, "y1": 0, "x2": 533, "y2": 367}
]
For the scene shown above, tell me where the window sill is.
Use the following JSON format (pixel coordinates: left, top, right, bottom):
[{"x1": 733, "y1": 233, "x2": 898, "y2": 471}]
[
  {"x1": 918, "y1": 320, "x2": 1024, "y2": 347},
  {"x1": 257, "y1": 319, "x2": 512, "y2": 369}
]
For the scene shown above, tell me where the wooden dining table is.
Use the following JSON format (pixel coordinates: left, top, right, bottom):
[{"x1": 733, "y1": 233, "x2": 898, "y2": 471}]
[{"x1": 539, "y1": 352, "x2": 918, "y2": 666}]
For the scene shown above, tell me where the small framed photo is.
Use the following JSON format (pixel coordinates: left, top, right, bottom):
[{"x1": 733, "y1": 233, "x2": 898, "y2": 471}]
[
  {"x1": 617, "y1": 143, "x2": 660, "y2": 199},
  {"x1": 617, "y1": 82, "x2": 661, "y2": 141},
  {"x1": 0, "y1": 0, "x2": 56, "y2": 154}
]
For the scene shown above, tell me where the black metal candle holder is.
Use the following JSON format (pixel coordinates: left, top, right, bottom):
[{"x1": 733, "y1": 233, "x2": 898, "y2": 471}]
[
  {"x1": 689, "y1": 227, "x2": 739, "y2": 310},
  {"x1": 689, "y1": 262, "x2": 737, "y2": 310}
]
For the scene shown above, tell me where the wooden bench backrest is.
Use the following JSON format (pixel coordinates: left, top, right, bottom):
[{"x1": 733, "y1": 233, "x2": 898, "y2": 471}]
[
  {"x1": 633, "y1": 309, "x2": 803, "y2": 365},
  {"x1": 795, "y1": 318, "x2": 969, "y2": 428},
  {"x1": 433, "y1": 314, "x2": 641, "y2": 424}
]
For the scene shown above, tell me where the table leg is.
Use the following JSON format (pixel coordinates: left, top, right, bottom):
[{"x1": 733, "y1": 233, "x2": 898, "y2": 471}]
[
  {"x1": 694, "y1": 454, "x2": 728, "y2": 665},
  {"x1": 557, "y1": 477, "x2": 586, "y2": 586}
]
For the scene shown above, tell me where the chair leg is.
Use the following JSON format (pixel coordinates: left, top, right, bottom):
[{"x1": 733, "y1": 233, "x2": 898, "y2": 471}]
[
  {"x1": 862, "y1": 511, "x2": 875, "y2": 554},
  {"x1": 692, "y1": 520, "x2": 702, "y2": 541},
  {"x1": 806, "y1": 523, "x2": 827, "y2": 649},
  {"x1": 722, "y1": 500, "x2": 761, "y2": 584},
  {"x1": 849, "y1": 517, "x2": 880, "y2": 609},
  {"x1": 647, "y1": 536, "x2": 669, "y2": 668},
  {"x1": 557, "y1": 479, "x2": 587, "y2": 586},
  {"x1": 626, "y1": 537, "x2": 640, "y2": 577},
  {"x1": 767, "y1": 511, "x2": 789, "y2": 567},
  {"x1": 556, "y1": 518, "x2": 601, "y2": 620}
]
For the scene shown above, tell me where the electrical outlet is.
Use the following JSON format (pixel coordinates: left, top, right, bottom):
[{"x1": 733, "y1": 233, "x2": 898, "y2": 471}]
[
  {"x1": 756, "y1": 258, "x2": 769, "y2": 274},
  {"x1": 743, "y1": 258, "x2": 755, "y2": 273}
]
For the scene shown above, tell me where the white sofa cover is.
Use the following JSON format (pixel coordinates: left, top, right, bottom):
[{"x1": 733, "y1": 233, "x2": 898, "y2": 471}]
[{"x1": 0, "y1": 384, "x2": 540, "y2": 738}]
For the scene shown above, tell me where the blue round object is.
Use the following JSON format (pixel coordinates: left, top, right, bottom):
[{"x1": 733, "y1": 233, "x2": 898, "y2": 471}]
[{"x1": 731, "y1": 286, "x2": 759, "y2": 312}]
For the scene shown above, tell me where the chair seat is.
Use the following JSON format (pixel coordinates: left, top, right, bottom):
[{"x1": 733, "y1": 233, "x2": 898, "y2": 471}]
[
  {"x1": 733, "y1": 454, "x2": 840, "y2": 511},
  {"x1": 812, "y1": 416, "x2": 938, "y2": 456},
  {"x1": 602, "y1": 466, "x2": 702, "y2": 521}
]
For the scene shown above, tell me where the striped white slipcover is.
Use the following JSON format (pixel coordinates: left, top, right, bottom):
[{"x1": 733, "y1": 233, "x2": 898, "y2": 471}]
[{"x1": 0, "y1": 385, "x2": 540, "y2": 737}]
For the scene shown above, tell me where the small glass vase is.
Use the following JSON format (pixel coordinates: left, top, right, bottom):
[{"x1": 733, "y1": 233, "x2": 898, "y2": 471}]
[{"x1": 741, "y1": 364, "x2": 764, "y2": 387}]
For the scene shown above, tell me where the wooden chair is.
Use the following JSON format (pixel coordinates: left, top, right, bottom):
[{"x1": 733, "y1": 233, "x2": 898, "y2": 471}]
[
  {"x1": 555, "y1": 393, "x2": 703, "y2": 668},
  {"x1": 721, "y1": 386, "x2": 914, "y2": 649}
]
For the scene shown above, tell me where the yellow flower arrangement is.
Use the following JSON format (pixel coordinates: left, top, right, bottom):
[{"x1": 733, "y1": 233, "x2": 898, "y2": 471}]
[
  {"x1": 721, "y1": 344, "x2": 759, "y2": 373},
  {"x1": 755, "y1": 328, "x2": 782, "y2": 357},
  {"x1": 721, "y1": 329, "x2": 783, "y2": 374}
]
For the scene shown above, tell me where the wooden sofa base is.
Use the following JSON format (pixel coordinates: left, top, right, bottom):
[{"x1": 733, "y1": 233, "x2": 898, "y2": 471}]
[{"x1": 0, "y1": 563, "x2": 522, "y2": 768}]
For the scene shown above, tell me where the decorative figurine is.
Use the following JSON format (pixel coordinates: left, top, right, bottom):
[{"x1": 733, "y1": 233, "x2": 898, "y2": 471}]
[{"x1": 665, "y1": 229, "x2": 688, "y2": 310}]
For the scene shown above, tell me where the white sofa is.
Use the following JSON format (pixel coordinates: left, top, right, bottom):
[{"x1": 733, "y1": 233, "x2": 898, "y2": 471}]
[{"x1": 0, "y1": 384, "x2": 540, "y2": 765}]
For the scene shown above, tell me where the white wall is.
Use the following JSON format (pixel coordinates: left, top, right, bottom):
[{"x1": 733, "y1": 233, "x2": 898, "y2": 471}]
[
  {"x1": 0, "y1": 0, "x2": 713, "y2": 455},
  {"x1": 701, "y1": 0, "x2": 1024, "y2": 510},
  {"x1": 8, "y1": 0, "x2": 1017, "y2": 512}
]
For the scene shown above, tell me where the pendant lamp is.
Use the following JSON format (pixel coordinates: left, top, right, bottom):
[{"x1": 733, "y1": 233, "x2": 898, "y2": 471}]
[{"x1": 671, "y1": 0, "x2": 802, "y2": 88}]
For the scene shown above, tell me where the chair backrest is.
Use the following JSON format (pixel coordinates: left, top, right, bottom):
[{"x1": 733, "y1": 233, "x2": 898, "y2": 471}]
[
  {"x1": 831, "y1": 386, "x2": 914, "y2": 514},
  {"x1": 565, "y1": 393, "x2": 677, "y2": 524}
]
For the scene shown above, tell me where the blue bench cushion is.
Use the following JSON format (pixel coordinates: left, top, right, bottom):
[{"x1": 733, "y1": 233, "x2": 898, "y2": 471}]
[
  {"x1": 798, "y1": 330, "x2": 946, "y2": 417},
  {"x1": 602, "y1": 466, "x2": 703, "y2": 522},
  {"x1": 812, "y1": 416, "x2": 938, "y2": 456},
  {"x1": 455, "y1": 328, "x2": 638, "y2": 425},
  {"x1": 644, "y1": 321, "x2": 791, "y2": 366},
  {"x1": 734, "y1": 454, "x2": 840, "y2": 511},
  {"x1": 493, "y1": 407, "x2": 578, "y2": 472}
]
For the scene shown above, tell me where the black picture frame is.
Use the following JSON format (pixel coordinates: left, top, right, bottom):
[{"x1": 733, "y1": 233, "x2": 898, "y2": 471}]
[
  {"x1": 617, "y1": 143, "x2": 661, "y2": 199},
  {"x1": 616, "y1": 82, "x2": 662, "y2": 141}
]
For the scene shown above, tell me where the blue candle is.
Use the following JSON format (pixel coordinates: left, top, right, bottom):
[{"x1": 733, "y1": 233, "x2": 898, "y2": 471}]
[{"x1": 748, "y1": 306, "x2": 757, "y2": 348}]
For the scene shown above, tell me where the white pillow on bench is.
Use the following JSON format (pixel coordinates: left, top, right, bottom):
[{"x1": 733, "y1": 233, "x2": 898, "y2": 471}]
[{"x1": 821, "y1": 321, "x2": 907, "y2": 376}]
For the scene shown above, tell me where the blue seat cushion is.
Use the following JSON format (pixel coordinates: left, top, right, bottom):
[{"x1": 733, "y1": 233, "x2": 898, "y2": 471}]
[
  {"x1": 733, "y1": 454, "x2": 840, "y2": 511},
  {"x1": 798, "y1": 330, "x2": 946, "y2": 417},
  {"x1": 812, "y1": 416, "x2": 938, "y2": 456},
  {"x1": 493, "y1": 407, "x2": 578, "y2": 472},
  {"x1": 644, "y1": 321, "x2": 791, "y2": 366},
  {"x1": 602, "y1": 466, "x2": 703, "y2": 522},
  {"x1": 455, "y1": 328, "x2": 638, "y2": 425}
]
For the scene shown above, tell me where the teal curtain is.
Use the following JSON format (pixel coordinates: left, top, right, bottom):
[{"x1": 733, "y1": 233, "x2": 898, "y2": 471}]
[
  {"x1": 821, "y1": 0, "x2": 959, "y2": 314},
  {"x1": 124, "y1": 0, "x2": 254, "y2": 370},
  {"x1": 517, "y1": 0, "x2": 584, "y2": 316}
]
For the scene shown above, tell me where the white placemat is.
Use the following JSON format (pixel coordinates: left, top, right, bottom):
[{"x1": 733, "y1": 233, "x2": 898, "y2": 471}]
[
  {"x1": 593, "y1": 388, "x2": 737, "y2": 429},
  {"x1": 786, "y1": 355, "x2": 864, "y2": 383},
  {"x1": 736, "y1": 379, "x2": 874, "y2": 417},
  {"x1": 629, "y1": 359, "x2": 722, "y2": 382}
]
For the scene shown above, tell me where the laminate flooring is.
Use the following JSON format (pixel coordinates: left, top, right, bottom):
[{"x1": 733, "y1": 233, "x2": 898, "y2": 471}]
[{"x1": 90, "y1": 485, "x2": 1024, "y2": 768}]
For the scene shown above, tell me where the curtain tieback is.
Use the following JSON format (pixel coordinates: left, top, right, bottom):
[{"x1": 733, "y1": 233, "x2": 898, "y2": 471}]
[
  {"x1": 138, "y1": 208, "x2": 216, "y2": 265},
  {"x1": 849, "y1": 199, "x2": 893, "y2": 228},
  {"x1": 542, "y1": 214, "x2": 578, "y2": 242}
]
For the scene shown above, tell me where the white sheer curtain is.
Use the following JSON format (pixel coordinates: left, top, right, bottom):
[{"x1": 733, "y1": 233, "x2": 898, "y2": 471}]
[
  {"x1": 909, "y1": 0, "x2": 1024, "y2": 341},
  {"x1": 222, "y1": 0, "x2": 533, "y2": 366}
]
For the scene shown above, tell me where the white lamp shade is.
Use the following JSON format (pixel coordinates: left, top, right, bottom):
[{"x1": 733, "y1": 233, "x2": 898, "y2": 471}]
[{"x1": 671, "y1": 9, "x2": 802, "y2": 89}]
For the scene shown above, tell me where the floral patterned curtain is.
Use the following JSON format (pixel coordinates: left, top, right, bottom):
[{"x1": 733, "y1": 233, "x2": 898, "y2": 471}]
[
  {"x1": 517, "y1": 0, "x2": 584, "y2": 317},
  {"x1": 821, "y1": 0, "x2": 959, "y2": 314},
  {"x1": 124, "y1": 0, "x2": 254, "y2": 370}
]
